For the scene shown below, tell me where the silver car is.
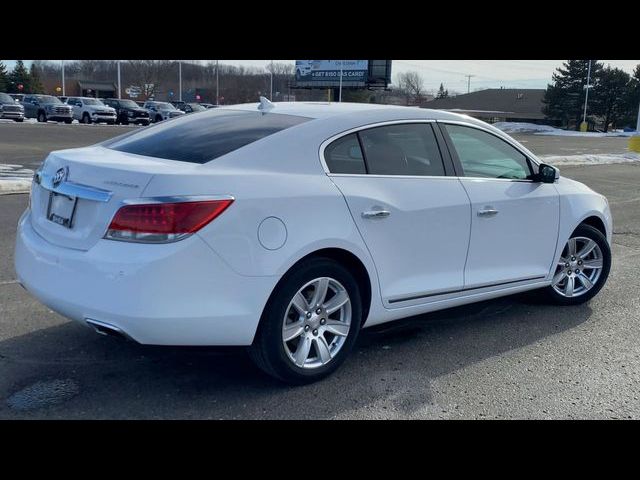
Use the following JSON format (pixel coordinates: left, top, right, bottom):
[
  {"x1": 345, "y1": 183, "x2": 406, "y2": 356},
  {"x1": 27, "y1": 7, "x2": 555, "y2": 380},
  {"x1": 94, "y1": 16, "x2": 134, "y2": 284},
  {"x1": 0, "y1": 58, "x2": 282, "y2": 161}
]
[
  {"x1": 0, "y1": 92, "x2": 25, "y2": 122},
  {"x1": 143, "y1": 101, "x2": 185, "y2": 122}
]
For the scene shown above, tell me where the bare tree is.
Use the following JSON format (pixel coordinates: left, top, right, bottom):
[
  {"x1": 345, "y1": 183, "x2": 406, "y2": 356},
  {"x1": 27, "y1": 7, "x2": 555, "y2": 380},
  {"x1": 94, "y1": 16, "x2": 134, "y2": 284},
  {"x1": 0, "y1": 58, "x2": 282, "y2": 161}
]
[
  {"x1": 396, "y1": 71, "x2": 426, "y2": 105},
  {"x1": 127, "y1": 60, "x2": 174, "y2": 99}
]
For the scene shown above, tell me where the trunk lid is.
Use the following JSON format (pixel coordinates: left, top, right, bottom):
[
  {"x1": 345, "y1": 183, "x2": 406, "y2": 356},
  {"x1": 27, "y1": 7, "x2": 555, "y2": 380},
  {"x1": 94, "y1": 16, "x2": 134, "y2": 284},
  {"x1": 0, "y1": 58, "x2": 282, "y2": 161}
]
[{"x1": 30, "y1": 145, "x2": 200, "y2": 251}]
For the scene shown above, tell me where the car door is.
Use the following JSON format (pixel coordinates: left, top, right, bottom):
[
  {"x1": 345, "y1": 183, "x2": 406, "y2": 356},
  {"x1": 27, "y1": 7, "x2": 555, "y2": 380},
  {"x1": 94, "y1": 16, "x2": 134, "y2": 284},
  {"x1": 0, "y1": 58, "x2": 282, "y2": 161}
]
[
  {"x1": 326, "y1": 122, "x2": 472, "y2": 306},
  {"x1": 439, "y1": 122, "x2": 560, "y2": 289},
  {"x1": 23, "y1": 96, "x2": 35, "y2": 117}
]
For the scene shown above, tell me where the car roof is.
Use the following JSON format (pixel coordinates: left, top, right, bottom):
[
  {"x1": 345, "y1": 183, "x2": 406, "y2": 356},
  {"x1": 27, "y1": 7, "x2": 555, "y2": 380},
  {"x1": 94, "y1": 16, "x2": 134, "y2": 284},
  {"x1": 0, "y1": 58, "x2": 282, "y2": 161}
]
[{"x1": 216, "y1": 101, "x2": 478, "y2": 123}]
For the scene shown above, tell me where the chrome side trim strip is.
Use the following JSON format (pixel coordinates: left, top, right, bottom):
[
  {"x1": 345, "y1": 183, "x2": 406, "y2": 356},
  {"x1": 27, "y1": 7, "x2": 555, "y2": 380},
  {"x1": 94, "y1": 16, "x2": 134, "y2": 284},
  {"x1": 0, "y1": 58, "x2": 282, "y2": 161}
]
[{"x1": 388, "y1": 275, "x2": 547, "y2": 304}]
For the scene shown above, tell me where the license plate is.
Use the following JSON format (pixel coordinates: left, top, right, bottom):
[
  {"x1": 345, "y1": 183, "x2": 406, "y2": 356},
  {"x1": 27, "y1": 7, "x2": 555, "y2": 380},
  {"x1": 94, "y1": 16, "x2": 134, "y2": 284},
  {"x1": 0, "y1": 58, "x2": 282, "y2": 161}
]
[{"x1": 47, "y1": 191, "x2": 78, "y2": 228}]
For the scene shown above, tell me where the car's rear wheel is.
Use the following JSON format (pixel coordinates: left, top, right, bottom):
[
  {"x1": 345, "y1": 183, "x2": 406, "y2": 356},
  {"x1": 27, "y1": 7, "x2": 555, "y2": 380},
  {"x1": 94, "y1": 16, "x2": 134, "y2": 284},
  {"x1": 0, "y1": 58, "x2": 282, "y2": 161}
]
[
  {"x1": 248, "y1": 257, "x2": 362, "y2": 384},
  {"x1": 541, "y1": 224, "x2": 611, "y2": 305},
  {"x1": 37, "y1": 111, "x2": 47, "y2": 122}
]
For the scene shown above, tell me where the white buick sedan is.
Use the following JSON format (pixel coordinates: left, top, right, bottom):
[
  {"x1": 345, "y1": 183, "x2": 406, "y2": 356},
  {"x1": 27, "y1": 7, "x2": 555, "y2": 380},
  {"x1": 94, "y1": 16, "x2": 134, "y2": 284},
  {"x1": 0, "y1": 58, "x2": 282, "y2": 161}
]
[{"x1": 15, "y1": 100, "x2": 612, "y2": 384}]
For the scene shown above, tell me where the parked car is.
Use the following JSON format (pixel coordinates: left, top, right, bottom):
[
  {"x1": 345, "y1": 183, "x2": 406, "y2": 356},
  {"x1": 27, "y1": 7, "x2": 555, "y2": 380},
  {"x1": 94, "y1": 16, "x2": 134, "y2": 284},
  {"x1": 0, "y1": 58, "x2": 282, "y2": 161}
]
[
  {"x1": 10, "y1": 93, "x2": 25, "y2": 103},
  {"x1": 15, "y1": 101, "x2": 612, "y2": 384},
  {"x1": 143, "y1": 101, "x2": 185, "y2": 122},
  {"x1": 178, "y1": 102, "x2": 207, "y2": 114},
  {"x1": 65, "y1": 96, "x2": 117, "y2": 124},
  {"x1": 22, "y1": 94, "x2": 73, "y2": 123},
  {"x1": 0, "y1": 92, "x2": 25, "y2": 121},
  {"x1": 101, "y1": 98, "x2": 150, "y2": 126}
]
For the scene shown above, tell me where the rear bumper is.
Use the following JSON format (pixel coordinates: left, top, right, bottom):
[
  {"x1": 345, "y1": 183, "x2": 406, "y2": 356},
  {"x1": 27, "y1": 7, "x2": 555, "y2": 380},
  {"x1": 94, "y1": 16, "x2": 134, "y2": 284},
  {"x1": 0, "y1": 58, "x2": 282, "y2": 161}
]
[{"x1": 14, "y1": 210, "x2": 276, "y2": 346}]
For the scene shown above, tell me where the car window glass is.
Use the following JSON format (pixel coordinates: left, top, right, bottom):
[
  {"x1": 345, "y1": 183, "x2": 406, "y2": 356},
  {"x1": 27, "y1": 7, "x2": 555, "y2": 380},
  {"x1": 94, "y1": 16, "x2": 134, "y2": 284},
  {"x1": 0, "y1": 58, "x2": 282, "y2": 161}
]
[
  {"x1": 324, "y1": 133, "x2": 366, "y2": 174},
  {"x1": 358, "y1": 123, "x2": 445, "y2": 176},
  {"x1": 444, "y1": 124, "x2": 532, "y2": 180},
  {"x1": 104, "y1": 110, "x2": 310, "y2": 164}
]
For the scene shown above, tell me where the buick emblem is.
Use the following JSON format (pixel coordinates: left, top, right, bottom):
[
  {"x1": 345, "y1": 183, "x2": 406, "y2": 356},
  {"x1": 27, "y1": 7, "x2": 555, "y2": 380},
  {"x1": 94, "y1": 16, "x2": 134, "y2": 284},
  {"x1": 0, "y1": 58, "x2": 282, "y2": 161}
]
[{"x1": 52, "y1": 167, "x2": 68, "y2": 188}]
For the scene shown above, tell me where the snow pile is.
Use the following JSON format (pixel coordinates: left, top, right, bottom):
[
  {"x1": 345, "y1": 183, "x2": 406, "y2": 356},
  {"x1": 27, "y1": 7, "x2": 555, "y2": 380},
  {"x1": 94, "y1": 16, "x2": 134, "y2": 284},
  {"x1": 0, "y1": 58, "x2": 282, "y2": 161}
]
[
  {"x1": 539, "y1": 152, "x2": 640, "y2": 166},
  {"x1": 0, "y1": 164, "x2": 34, "y2": 195},
  {"x1": 494, "y1": 122, "x2": 638, "y2": 137}
]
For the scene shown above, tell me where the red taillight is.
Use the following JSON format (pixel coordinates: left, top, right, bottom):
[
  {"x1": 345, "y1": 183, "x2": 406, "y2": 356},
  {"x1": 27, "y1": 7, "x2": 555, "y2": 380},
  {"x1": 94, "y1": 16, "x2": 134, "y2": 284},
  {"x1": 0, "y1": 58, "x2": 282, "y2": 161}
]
[{"x1": 105, "y1": 199, "x2": 233, "y2": 243}]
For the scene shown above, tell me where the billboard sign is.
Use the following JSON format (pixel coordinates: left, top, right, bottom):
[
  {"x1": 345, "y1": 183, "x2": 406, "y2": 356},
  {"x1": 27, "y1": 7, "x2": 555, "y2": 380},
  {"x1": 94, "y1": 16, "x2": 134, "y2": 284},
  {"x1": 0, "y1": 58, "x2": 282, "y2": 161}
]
[{"x1": 295, "y1": 60, "x2": 369, "y2": 85}]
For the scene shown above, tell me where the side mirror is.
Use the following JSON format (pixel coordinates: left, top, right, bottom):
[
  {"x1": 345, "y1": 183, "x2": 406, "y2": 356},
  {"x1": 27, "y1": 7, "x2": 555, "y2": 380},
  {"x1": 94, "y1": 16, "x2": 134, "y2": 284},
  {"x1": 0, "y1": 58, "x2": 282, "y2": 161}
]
[{"x1": 537, "y1": 163, "x2": 558, "y2": 183}]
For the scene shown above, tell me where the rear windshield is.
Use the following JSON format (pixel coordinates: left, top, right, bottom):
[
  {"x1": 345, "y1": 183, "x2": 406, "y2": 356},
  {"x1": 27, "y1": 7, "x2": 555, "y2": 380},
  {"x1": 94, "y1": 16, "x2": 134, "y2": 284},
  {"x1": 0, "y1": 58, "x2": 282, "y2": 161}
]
[{"x1": 104, "y1": 109, "x2": 311, "y2": 164}]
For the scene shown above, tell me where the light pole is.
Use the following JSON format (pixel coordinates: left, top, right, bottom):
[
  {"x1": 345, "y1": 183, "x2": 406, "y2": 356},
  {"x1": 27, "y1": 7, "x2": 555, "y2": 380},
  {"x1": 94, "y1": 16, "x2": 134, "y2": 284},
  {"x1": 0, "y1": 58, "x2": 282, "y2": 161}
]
[
  {"x1": 582, "y1": 60, "x2": 592, "y2": 126},
  {"x1": 636, "y1": 99, "x2": 640, "y2": 132},
  {"x1": 61, "y1": 60, "x2": 65, "y2": 96},
  {"x1": 178, "y1": 61, "x2": 182, "y2": 102},
  {"x1": 269, "y1": 60, "x2": 274, "y2": 100},
  {"x1": 216, "y1": 60, "x2": 219, "y2": 106},
  {"x1": 117, "y1": 60, "x2": 121, "y2": 99},
  {"x1": 339, "y1": 60, "x2": 343, "y2": 102}
]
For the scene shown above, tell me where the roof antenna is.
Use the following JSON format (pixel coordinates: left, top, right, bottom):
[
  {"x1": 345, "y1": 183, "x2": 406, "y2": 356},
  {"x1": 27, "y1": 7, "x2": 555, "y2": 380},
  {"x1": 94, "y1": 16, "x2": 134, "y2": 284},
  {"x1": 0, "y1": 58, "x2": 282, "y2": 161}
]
[{"x1": 258, "y1": 96, "x2": 275, "y2": 111}]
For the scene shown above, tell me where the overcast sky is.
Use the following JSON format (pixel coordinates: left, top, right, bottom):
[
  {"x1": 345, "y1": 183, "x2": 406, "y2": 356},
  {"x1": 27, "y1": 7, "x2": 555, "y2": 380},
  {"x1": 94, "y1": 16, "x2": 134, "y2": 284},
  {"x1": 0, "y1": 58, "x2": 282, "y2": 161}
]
[{"x1": 4, "y1": 60, "x2": 639, "y2": 94}]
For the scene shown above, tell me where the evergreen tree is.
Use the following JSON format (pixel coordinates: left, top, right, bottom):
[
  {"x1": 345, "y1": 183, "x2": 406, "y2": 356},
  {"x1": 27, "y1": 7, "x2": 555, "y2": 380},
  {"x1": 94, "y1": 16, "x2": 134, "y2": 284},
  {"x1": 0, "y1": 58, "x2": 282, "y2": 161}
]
[
  {"x1": 625, "y1": 64, "x2": 640, "y2": 129},
  {"x1": 29, "y1": 63, "x2": 45, "y2": 94},
  {"x1": 543, "y1": 60, "x2": 604, "y2": 129},
  {"x1": 8, "y1": 60, "x2": 32, "y2": 93},
  {"x1": 0, "y1": 61, "x2": 8, "y2": 92},
  {"x1": 437, "y1": 83, "x2": 449, "y2": 99},
  {"x1": 591, "y1": 66, "x2": 630, "y2": 132}
]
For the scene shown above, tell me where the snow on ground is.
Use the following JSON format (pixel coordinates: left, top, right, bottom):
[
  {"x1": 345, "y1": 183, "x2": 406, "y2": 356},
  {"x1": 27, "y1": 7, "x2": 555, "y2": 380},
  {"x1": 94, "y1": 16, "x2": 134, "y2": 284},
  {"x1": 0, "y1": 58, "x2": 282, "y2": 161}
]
[
  {"x1": 0, "y1": 164, "x2": 34, "y2": 195},
  {"x1": 539, "y1": 152, "x2": 640, "y2": 166},
  {"x1": 494, "y1": 122, "x2": 638, "y2": 138}
]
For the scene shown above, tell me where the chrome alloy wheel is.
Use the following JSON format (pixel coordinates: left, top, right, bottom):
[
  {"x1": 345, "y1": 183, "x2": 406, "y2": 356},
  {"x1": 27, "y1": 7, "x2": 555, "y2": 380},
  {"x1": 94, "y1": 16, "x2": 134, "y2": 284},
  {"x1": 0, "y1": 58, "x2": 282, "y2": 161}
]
[
  {"x1": 282, "y1": 277, "x2": 352, "y2": 369},
  {"x1": 552, "y1": 236, "x2": 604, "y2": 298}
]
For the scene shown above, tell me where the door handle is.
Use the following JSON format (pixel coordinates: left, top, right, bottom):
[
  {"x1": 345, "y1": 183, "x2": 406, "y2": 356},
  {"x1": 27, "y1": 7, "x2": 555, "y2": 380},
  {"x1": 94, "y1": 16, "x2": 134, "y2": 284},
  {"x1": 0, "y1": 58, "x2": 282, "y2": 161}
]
[
  {"x1": 362, "y1": 209, "x2": 391, "y2": 219},
  {"x1": 477, "y1": 207, "x2": 499, "y2": 217}
]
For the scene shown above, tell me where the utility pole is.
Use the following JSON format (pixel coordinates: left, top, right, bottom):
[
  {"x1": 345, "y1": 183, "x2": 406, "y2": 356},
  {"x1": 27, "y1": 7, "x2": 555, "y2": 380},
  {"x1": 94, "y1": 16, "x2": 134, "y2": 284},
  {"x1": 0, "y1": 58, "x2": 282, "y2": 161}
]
[
  {"x1": 637, "y1": 100, "x2": 640, "y2": 132},
  {"x1": 582, "y1": 60, "x2": 592, "y2": 125},
  {"x1": 216, "y1": 60, "x2": 219, "y2": 106},
  {"x1": 339, "y1": 60, "x2": 343, "y2": 102},
  {"x1": 117, "y1": 60, "x2": 121, "y2": 99},
  {"x1": 269, "y1": 60, "x2": 274, "y2": 100},
  {"x1": 61, "y1": 60, "x2": 65, "y2": 96},
  {"x1": 178, "y1": 61, "x2": 182, "y2": 102},
  {"x1": 465, "y1": 74, "x2": 475, "y2": 94}
]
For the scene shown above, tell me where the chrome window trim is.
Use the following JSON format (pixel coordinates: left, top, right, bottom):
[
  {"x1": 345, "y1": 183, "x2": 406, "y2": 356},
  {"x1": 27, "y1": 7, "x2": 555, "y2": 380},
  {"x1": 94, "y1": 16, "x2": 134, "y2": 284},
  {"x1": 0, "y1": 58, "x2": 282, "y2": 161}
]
[
  {"x1": 319, "y1": 119, "x2": 440, "y2": 177},
  {"x1": 319, "y1": 118, "x2": 542, "y2": 180},
  {"x1": 436, "y1": 120, "x2": 543, "y2": 184}
]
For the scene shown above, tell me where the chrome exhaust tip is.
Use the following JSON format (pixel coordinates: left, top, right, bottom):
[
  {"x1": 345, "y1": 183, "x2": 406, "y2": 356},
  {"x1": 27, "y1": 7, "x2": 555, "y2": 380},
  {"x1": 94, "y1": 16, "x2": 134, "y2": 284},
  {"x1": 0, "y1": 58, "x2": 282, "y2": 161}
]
[{"x1": 85, "y1": 318, "x2": 134, "y2": 342}]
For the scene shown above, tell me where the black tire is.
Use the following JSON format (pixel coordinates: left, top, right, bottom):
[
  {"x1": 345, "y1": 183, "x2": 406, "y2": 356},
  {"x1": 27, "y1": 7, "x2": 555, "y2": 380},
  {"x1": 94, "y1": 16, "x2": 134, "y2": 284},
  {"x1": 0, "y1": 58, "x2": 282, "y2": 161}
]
[
  {"x1": 14, "y1": 118, "x2": 23, "y2": 122},
  {"x1": 64, "y1": 118, "x2": 72, "y2": 124},
  {"x1": 248, "y1": 257, "x2": 362, "y2": 384},
  {"x1": 155, "y1": 115, "x2": 163, "y2": 123},
  {"x1": 37, "y1": 111, "x2": 47, "y2": 122},
  {"x1": 119, "y1": 114, "x2": 129, "y2": 125},
  {"x1": 539, "y1": 224, "x2": 611, "y2": 306},
  {"x1": 81, "y1": 113, "x2": 92, "y2": 124}
]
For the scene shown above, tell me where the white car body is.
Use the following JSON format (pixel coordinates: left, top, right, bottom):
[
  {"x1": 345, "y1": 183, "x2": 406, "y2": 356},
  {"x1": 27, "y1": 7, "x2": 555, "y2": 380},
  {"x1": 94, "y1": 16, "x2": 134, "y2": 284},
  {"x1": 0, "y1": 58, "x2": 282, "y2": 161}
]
[{"x1": 15, "y1": 102, "x2": 612, "y2": 349}]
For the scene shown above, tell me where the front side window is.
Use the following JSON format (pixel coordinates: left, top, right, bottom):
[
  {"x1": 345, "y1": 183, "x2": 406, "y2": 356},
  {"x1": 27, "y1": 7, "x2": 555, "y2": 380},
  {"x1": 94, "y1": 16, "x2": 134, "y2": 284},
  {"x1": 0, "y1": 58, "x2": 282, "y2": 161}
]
[
  {"x1": 359, "y1": 123, "x2": 445, "y2": 176},
  {"x1": 444, "y1": 124, "x2": 533, "y2": 180},
  {"x1": 324, "y1": 133, "x2": 366, "y2": 174},
  {"x1": 103, "y1": 109, "x2": 310, "y2": 164}
]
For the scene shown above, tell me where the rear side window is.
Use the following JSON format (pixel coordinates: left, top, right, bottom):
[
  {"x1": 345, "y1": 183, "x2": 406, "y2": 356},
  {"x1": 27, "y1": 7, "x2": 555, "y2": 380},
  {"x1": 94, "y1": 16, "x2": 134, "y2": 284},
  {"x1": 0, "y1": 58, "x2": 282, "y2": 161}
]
[
  {"x1": 104, "y1": 110, "x2": 310, "y2": 164},
  {"x1": 324, "y1": 133, "x2": 366, "y2": 174},
  {"x1": 359, "y1": 123, "x2": 445, "y2": 176}
]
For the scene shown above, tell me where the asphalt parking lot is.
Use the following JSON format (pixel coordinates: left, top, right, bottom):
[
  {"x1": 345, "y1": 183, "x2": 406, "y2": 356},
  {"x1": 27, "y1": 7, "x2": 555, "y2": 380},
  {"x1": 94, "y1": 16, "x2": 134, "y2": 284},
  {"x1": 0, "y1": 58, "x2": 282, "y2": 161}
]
[{"x1": 1, "y1": 123, "x2": 639, "y2": 419}]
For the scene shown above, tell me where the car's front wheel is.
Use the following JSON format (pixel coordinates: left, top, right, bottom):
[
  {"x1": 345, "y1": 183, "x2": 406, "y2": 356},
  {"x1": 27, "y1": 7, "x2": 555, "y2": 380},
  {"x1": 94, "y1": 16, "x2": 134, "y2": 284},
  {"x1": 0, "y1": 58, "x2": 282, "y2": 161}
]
[
  {"x1": 542, "y1": 224, "x2": 611, "y2": 305},
  {"x1": 249, "y1": 257, "x2": 362, "y2": 384}
]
